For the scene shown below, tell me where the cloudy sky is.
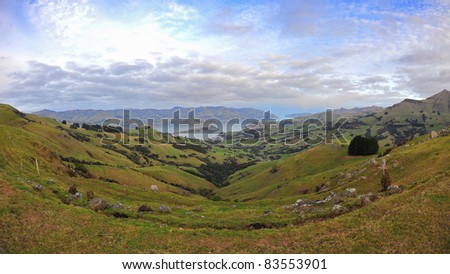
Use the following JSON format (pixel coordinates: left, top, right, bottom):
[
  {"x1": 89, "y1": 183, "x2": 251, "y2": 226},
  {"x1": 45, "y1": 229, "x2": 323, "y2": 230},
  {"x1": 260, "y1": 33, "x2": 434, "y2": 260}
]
[{"x1": 0, "y1": 0, "x2": 449, "y2": 115}]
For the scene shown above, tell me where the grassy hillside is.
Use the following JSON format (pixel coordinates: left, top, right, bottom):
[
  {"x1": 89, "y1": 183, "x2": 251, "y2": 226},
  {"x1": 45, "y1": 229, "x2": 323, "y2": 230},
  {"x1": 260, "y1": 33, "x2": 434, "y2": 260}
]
[{"x1": 0, "y1": 104, "x2": 449, "y2": 253}]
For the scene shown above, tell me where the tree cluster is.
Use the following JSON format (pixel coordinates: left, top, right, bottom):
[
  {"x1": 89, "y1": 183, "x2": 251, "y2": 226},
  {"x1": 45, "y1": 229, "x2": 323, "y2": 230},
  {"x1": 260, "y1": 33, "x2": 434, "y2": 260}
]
[{"x1": 348, "y1": 135, "x2": 379, "y2": 155}]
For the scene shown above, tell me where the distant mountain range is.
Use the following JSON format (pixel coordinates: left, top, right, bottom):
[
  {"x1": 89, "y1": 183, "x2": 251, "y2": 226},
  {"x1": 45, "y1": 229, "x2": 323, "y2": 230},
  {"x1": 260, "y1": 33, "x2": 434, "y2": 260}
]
[
  {"x1": 34, "y1": 106, "x2": 278, "y2": 126},
  {"x1": 286, "y1": 106, "x2": 384, "y2": 118}
]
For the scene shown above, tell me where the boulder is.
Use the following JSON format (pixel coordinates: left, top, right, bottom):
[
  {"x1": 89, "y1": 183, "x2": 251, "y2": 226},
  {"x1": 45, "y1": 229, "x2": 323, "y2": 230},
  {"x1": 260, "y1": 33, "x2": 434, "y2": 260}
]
[
  {"x1": 369, "y1": 158, "x2": 378, "y2": 165},
  {"x1": 89, "y1": 198, "x2": 107, "y2": 211},
  {"x1": 294, "y1": 199, "x2": 315, "y2": 206},
  {"x1": 150, "y1": 185, "x2": 159, "y2": 192},
  {"x1": 158, "y1": 205, "x2": 172, "y2": 213},
  {"x1": 343, "y1": 188, "x2": 357, "y2": 197},
  {"x1": 430, "y1": 131, "x2": 438, "y2": 139},
  {"x1": 332, "y1": 204, "x2": 348, "y2": 214},
  {"x1": 387, "y1": 185, "x2": 402, "y2": 194},
  {"x1": 358, "y1": 193, "x2": 380, "y2": 206},
  {"x1": 32, "y1": 184, "x2": 42, "y2": 191},
  {"x1": 74, "y1": 192, "x2": 83, "y2": 199},
  {"x1": 137, "y1": 205, "x2": 153, "y2": 212}
]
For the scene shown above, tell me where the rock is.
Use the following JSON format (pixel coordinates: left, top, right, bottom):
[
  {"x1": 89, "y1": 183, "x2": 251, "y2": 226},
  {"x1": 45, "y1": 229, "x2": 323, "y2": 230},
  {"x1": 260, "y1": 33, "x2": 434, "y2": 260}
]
[
  {"x1": 158, "y1": 205, "x2": 171, "y2": 213},
  {"x1": 47, "y1": 179, "x2": 55, "y2": 184},
  {"x1": 358, "y1": 193, "x2": 379, "y2": 206},
  {"x1": 89, "y1": 198, "x2": 107, "y2": 211},
  {"x1": 68, "y1": 185, "x2": 78, "y2": 195},
  {"x1": 387, "y1": 185, "x2": 402, "y2": 194},
  {"x1": 192, "y1": 206, "x2": 203, "y2": 212},
  {"x1": 332, "y1": 204, "x2": 348, "y2": 214},
  {"x1": 263, "y1": 211, "x2": 272, "y2": 216},
  {"x1": 111, "y1": 203, "x2": 124, "y2": 210},
  {"x1": 86, "y1": 190, "x2": 95, "y2": 200},
  {"x1": 230, "y1": 204, "x2": 237, "y2": 208},
  {"x1": 324, "y1": 192, "x2": 343, "y2": 203},
  {"x1": 32, "y1": 184, "x2": 42, "y2": 191},
  {"x1": 74, "y1": 192, "x2": 83, "y2": 199},
  {"x1": 359, "y1": 176, "x2": 367, "y2": 181},
  {"x1": 430, "y1": 131, "x2": 438, "y2": 139},
  {"x1": 343, "y1": 188, "x2": 357, "y2": 197},
  {"x1": 295, "y1": 199, "x2": 315, "y2": 206},
  {"x1": 369, "y1": 157, "x2": 378, "y2": 165},
  {"x1": 150, "y1": 185, "x2": 159, "y2": 192},
  {"x1": 137, "y1": 205, "x2": 153, "y2": 212},
  {"x1": 440, "y1": 129, "x2": 448, "y2": 136}
]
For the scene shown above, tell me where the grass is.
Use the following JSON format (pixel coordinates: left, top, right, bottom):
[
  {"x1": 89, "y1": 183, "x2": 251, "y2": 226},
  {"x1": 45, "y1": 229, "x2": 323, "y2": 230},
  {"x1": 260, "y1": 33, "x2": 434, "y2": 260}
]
[{"x1": 0, "y1": 105, "x2": 449, "y2": 253}]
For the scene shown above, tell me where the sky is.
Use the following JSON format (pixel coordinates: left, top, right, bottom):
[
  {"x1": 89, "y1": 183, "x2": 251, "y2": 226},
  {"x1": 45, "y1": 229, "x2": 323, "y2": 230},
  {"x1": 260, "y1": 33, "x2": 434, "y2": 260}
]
[{"x1": 0, "y1": 0, "x2": 449, "y2": 116}]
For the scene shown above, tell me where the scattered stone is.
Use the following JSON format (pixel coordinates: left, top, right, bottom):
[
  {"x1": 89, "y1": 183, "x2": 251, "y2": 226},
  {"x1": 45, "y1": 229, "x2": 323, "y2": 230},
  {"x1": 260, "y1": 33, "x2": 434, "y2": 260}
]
[
  {"x1": 32, "y1": 184, "x2": 42, "y2": 191},
  {"x1": 111, "y1": 203, "x2": 124, "y2": 210},
  {"x1": 150, "y1": 185, "x2": 159, "y2": 192},
  {"x1": 369, "y1": 157, "x2": 378, "y2": 165},
  {"x1": 137, "y1": 205, "x2": 153, "y2": 212},
  {"x1": 359, "y1": 176, "x2": 367, "y2": 181},
  {"x1": 230, "y1": 204, "x2": 237, "y2": 208},
  {"x1": 343, "y1": 188, "x2": 357, "y2": 197},
  {"x1": 89, "y1": 198, "x2": 107, "y2": 211},
  {"x1": 324, "y1": 192, "x2": 343, "y2": 203},
  {"x1": 332, "y1": 204, "x2": 348, "y2": 214},
  {"x1": 158, "y1": 205, "x2": 171, "y2": 213},
  {"x1": 68, "y1": 185, "x2": 78, "y2": 195},
  {"x1": 86, "y1": 190, "x2": 95, "y2": 200},
  {"x1": 430, "y1": 131, "x2": 438, "y2": 139},
  {"x1": 294, "y1": 199, "x2": 315, "y2": 206},
  {"x1": 392, "y1": 160, "x2": 399, "y2": 168},
  {"x1": 358, "y1": 193, "x2": 380, "y2": 206},
  {"x1": 192, "y1": 206, "x2": 203, "y2": 212},
  {"x1": 74, "y1": 192, "x2": 83, "y2": 199},
  {"x1": 440, "y1": 129, "x2": 448, "y2": 136},
  {"x1": 263, "y1": 211, "x2": 272, "y2": 216},
  {"x1": 47, "y1": 179, "x2": 55, "y2": 184},
  {"x1": 387, "y1": 185, "x2": 402, "y2": 195}
]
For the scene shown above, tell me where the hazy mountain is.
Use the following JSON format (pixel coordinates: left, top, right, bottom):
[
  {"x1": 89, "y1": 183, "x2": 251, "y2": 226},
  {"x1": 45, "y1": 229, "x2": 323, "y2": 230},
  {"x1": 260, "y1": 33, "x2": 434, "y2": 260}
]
[
  {"x1": 287, "y1": 106, "x2": 384, "y2": 119},
  {"x1": 34, "y1": 106, "x2": 278, "y2": 126}
]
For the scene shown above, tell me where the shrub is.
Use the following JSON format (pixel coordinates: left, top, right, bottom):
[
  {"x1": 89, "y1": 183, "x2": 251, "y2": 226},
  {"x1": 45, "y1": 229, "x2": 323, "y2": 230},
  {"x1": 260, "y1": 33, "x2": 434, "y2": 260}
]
[{"x1": 348, "y1": 135, "x2": 379, "y2": 155}]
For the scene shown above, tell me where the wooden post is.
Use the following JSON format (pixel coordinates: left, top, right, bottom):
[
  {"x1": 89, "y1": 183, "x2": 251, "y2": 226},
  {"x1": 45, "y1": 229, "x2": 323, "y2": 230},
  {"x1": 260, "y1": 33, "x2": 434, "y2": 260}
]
[{"x1": 35, "y1": 158, "x2": 40, "y2": 177}]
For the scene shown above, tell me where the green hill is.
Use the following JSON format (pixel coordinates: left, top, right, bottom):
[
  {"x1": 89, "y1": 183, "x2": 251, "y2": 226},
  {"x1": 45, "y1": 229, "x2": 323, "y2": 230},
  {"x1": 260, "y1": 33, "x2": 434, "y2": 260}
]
[{"x1": 0, "y1": 103, "x2": 449, "y2": 253}]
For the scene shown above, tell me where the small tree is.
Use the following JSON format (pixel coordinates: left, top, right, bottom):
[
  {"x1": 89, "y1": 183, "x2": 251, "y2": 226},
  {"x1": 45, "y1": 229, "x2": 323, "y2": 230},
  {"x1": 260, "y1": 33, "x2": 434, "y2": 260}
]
[
  {"x1": 348, "y1": 135, "x2": 379, "y2": 155},
  {"x1": 62, "y1": 120, "x2": 67, "y2": 125},
  {"x1": 70, "y1": 122, "x2": 80, "y2": 129}
]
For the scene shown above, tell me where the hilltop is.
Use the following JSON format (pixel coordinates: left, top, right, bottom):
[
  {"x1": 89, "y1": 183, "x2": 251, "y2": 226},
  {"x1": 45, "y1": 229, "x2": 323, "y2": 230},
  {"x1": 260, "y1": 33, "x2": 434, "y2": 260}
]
[{"x1": 0, "y1": 99, "x2": 449, "y2": 253}]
